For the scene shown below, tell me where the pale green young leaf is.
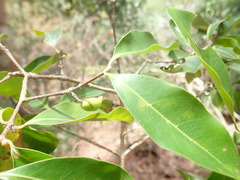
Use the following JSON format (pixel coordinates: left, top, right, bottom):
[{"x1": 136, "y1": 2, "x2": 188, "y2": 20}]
[{"x1": 44, "y1": 27, "x2": 62, "y2": 47}]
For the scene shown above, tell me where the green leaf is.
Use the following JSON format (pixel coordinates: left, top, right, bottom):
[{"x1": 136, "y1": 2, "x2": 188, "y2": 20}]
[
  {"x1": 207, "y1": 172, "x2": 234, "y2": 180},
  {"x1": 28, "y1": 98, "x2": 48, "y2": 109},
  {"x1": 219, "y1": 16, "x2": 240, "y2": 36},
  {"x1": 61, "y1": 86, "x2": 104, "y2": 102},
  {"x1": 0, "y1": 71, "x2": 22, "y2": 97},
  {"x1": 228, "y1": 62, "x2": 240, "y2": 74},
  {"x1": 215, "y1": 36, "x2": 240, "y2": 54},
  {"x1": 108, "y1": 73, "x2": 240, "y2": 179},
  {"x1": 13, "y1": 147, "x2": 54, "y2": 168},
  {"x1": 22, "y1": 103, "x2": 132, "y2": 127},
  {"x1": 24, "y1": 54, "x2": 60, "y2": 73},
  {"x1": 44, "y1": 27, "x2": 62, "y2": 48},
  {"x1": 22, "y1": 126, "x2": 59, "y2": 154},
  {"x1": 233, "y1": 132, "x2": 240, "y2": 145},
  {"x1": 32, "y1": 30, "x2": 45, "y2": 37},
  {"x1": 0, "y1": 108, "x2": 23, "y2": 171},
  {"x1": 169, "y1": 20, "x2": 188, "y2": 46},
  {"x1": 215, "y1": 47, "x2": 240, "y2": 61},
  {"x1": 161, "y1": 56, "x2": 201, "y2": 74},
  {"x1": 206, "y1": 21, "x2": 221, "y2": 42},
  {"x1": 167, "y1": 8, "x2": 235, "y2": 123},
  {"x1": 112, "y1": 30, "x2": 179, "y2": 60},
  {"x1": 168, "y1": 49, "x2": 189, "y2": 63},
  {"x1": 185, "y1": 70, "x2": 202, "y2": 83},
  {"x1": 177, "y1": 170, "x2": 202, "y2": 180},
  {"x1": 0, "y1": 157, "x2": 133, "y2": 180},
  {"x1": 211, "y1": 89, "x2": 225, "y2": 110},
  {"x1": 233, "y1": 91, "x2": 240, "y2": 114},
  {"x1": 0, "y1": 33, "x2": 8, "y2": 42},
  {"x1": 192, "y1": 14, "x2": 209, "y2": 31}
]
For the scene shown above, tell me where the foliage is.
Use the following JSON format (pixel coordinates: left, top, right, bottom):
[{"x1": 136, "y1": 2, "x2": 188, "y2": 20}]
[{"x1": 0, "y1": 6, "x2": 240, "y2": 180}]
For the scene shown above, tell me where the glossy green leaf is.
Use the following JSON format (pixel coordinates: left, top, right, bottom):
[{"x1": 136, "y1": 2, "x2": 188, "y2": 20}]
[
  {"x1": 167, "y1": 8, "x2": 235, "y2": 122},
  {"x1": 215, "y1": 36, "x2": 240, "y2": 54},
  {"x1": 0, "y1": 71, "x2": 22, "y2": 97},
  {"x1": 0, "y1": 157, "x2": 133, "y2": 180},
  {"x1": 24, "y1": 54, "x2": 60, "y2": 73},
  {"x1": 215, "y1": 47, "x2": 240, "y2": 61},
  {"x1": 108, "y1": 73, "x2": 240, "y2": 179},
  {"x1": 207, "y1": 172, "x2": 234, "y2": 180},
  {"x1": 44, "y1": 27, "x2": 62, "y2": 47},
  {"x1": 61, "y1": 86, "x2": 104, "y2": 102},
  {"x1": 22, "y1": 126, "x2": 59, "y2": 154},
  {"x1": 0, "y1": 33, "x2": 8, "y2": 42},
  {"x1": 177, "y1": 170, "x2": 202, "y2": 180},
  {"x1": 22, "y1": 103, "x2": 132, "y2": 127},
  {"x1": 112, "y1": 30, "x2": 179, "y2": 60},
  {"x1": 13, "y1": 147, "x2": 54, "y2": 168},
  {"x1": 206, "y1": 21, "x2": 221, "y2": 42}
]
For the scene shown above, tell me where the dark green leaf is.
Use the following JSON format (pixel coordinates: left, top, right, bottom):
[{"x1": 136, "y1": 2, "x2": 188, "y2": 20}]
[
  {"x1": 13, "y1": 147, "x2": 53, "y2": 168},
  {"x1": 219, "y1": 17, "x2": 240, "y2": 36},
  {"x1": 112, "y1": 30, "x2": 179, "y2": 60},
  {"x1": 234, "y1": 91, "x2": 240, "y2": 114},
  {"x1": 0, "y1": 71, "x2": 22, "y2": 97},
  {"x1": 108, "y1": 73, "x2": 240, "y2": 179},
  {"x1": 0, "y1": 157, "x2": 133, "y2": 180},
  {"x1": 24, "y1": 54, "x2": 60, "y2": 73},
  {"x1": 22, "y1": 126, "x2": 59, "y2": 154},
  {"x1": 22, "y1": 103, "x2": 132, "y2": 126}
]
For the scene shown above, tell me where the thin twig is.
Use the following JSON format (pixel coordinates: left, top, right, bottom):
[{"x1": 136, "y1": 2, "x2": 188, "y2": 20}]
[
  {"x1": 24, "y1": 71, "x2": 105, "y2": 102},
  {"x1": 124, "y1": 135, "x2": 149, "y2": 157},
  {"x1": 55, "y1": 125, "x2": 120, "y2": 157},
  {"x1": 0, "y1": 72, "x2": 116, "y2": 94},
  {"x1": 0, "y1": 43, "x2": 25, "y2": 73}
]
